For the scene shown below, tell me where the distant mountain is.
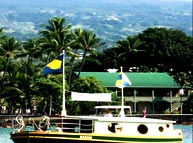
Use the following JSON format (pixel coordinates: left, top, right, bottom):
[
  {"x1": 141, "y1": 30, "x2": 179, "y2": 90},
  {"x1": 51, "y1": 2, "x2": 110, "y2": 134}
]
[{"x1": 0, "y1": 0, "x2": 192, "y2": 48}]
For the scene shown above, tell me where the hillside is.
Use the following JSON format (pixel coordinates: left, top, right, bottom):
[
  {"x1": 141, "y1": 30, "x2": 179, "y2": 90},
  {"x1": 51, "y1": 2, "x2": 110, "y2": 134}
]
[{"x1": 0, "y1": 0, "x2": 192, "y2": 48}]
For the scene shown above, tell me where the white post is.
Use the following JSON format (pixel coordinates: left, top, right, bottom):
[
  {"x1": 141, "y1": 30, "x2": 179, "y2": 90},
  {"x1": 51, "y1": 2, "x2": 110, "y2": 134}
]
[
  {"x1": 49, "y1": 95, "x2": 52, "y2": 116},
  {"x1": 61, "y1": 50, "x2": 67, "y2": 116},
  {"x1": 134, "y1": 89, "x2": 137, "y2": 113},
  {"x1": 120, "y1": 67, "x2": 125, "y2": 117},
  {"x1": 179, "y1": 89, "x2": 184, "y2": 114},
  {"x1": 152, "y1": 90, "x2": 154, "y2": 114}
]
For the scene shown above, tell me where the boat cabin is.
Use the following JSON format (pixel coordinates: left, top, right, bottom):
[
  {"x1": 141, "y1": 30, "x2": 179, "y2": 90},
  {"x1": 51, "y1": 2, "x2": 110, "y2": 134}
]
[{"x1": 94, "y1": 105, "x2": 132, "y2": 117}]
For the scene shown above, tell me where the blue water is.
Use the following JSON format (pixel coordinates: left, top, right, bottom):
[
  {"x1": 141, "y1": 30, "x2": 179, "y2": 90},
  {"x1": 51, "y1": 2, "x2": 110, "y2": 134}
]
[
  {"x1": 0, "y1": 128, "x2": 14, "y2": 143},
  {"x1": 0, "y1": 125, "x2": 192, "y2": 143},
  {"x1": 174, "y1": 125, "x2": 193, "y2": 143}
]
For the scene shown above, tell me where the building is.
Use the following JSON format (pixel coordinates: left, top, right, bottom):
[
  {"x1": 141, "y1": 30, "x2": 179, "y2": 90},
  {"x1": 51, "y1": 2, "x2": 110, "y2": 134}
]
[{"x1": 79, "y1": 72, "x2": 189, "y2": 114}]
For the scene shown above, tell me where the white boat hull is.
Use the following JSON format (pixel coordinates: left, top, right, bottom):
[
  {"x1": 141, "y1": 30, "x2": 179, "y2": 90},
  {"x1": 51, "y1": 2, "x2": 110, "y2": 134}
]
[{"x1": 10, "y1": 116, "x2": 183, "y2": 143}]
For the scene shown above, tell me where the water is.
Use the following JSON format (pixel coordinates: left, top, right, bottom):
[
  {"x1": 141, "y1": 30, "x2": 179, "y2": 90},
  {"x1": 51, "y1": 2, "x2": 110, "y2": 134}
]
[
  {"x1": 0, "y1": 125, "x2": 192, "y2": 143},
  {"x1": 174, "y1": 125, "x2": 193, "y2": 143},
  {"x1": 0, "y1": 128, "x2": 14, "y2": 143}
]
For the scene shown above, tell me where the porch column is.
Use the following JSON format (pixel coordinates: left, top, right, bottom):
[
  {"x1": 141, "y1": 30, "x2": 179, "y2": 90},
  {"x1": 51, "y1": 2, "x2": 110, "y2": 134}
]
[
  {"x1": 152, "y1": 90, "x2": 154, "y2": 114},
  {"x1": 179, "y1": 89, "x2": 184, "y2": 114},
  {"x1": 134, "y1": 89, "x2": 137, "y2": 112}
]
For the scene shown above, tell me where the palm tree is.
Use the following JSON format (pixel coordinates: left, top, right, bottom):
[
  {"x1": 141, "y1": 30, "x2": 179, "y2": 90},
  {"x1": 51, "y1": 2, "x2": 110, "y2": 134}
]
[
  {"x1": 0, "y1": 28, "x2": 5, "y2": 76},
  {"x1": 115, "y1": 36, "x2": 144, "y2": 70},
  {"x1": 0, "y1": 36, "x2": 19, "y2": 80},
  {"x1": 39, "y1": 17, "x2": 72, "y2": 59},
  {"x1": 0, "y1": 60, "x2": 24, "y2": 114},
  {"x1": 67, "y1": 28, "x2": 84, "y2": 84},
  {"x1": 117, "y1": 36, "x2": 143, "y2": 55},
  {"x1": 0, "y1": 28, "x2": 4, "y2": 39},
  {"x1": 1, "y1": 38, "x2": 43, "y2": 114},
  {"x1": 76, "y1": 29, "x2": 104, "y2": 77},
  {"x1": 19, "y1": 38, "x2": 42, "y2": 60},
  {"x1": 17, "y1": 59, "x2": 38, "y2": 113}
]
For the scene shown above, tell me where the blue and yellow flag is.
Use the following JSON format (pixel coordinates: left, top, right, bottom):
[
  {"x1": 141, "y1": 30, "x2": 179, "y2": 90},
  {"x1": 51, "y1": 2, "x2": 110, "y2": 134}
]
[
  {"x1": 42, "y1": 54, "x2": 63, "y2": 75},
  {"x1": 115, "y1": 72, "x2": 132, "y2": 88}
]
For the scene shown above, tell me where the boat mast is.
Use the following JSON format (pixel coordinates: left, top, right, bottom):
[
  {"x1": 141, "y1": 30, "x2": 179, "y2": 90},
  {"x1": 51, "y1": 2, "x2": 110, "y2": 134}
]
[
  {"x1": 120, "y1": 67, "x2": 125, "y2": 117},
  {"x1": 61, "y1": 50, "x2": 67, "y2": 116}
]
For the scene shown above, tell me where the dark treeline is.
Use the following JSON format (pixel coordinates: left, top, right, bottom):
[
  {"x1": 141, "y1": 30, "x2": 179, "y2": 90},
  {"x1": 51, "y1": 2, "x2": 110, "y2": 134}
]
[{"x1": 0, "y1": 17, "x2": 192, "y2": 115}]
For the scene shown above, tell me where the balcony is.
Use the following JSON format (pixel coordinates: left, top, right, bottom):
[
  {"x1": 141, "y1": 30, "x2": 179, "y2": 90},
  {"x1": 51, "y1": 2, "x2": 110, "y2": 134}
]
[{"x1": 125, "y1": 96, "x2": 188, "y2": 102}]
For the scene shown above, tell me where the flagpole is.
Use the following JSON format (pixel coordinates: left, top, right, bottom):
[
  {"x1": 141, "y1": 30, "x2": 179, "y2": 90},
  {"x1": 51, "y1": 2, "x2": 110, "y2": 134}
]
[
  {"x1": 61, "y1": 50, "x2": 67, "y2": 116},
  {"x1": 120, "y1": 66, "x2": 125, "y2": 117},
  {"x1": 120, "y1": 67, "x2": 124, "y2": 107},
  {"x1": 115, "y1": 66, "x2": 131, "y2": 117}
]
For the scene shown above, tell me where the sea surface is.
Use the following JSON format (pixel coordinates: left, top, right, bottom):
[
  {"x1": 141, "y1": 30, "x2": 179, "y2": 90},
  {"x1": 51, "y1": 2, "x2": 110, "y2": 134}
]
[{"x1": 0, "y1": 125, "x2": 192, "y2": 143}]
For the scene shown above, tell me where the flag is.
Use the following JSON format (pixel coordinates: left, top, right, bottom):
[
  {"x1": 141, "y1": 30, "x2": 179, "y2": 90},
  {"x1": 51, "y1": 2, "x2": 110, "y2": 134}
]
[
  {"x1": 42, "y1": 54, "x2": 63, "y2": 75},
  {"x1": 115, "y1": 72, "x2": 132, "y2": 88}
]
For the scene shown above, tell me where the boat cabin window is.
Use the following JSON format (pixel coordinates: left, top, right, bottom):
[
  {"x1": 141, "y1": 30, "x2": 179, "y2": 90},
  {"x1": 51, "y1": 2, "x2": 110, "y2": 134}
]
[{"x1": 94, "y1": 106, "x2": 132, "y2": 117}]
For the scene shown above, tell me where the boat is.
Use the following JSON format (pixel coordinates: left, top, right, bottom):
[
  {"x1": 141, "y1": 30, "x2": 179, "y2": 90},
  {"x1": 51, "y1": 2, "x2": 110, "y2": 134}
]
[
  {"x1": 10, "y1": 105, "x2": 183, "y2": 143},
  {"x1": 10, "y1": 61, "x2": 183, "y2": 143}
]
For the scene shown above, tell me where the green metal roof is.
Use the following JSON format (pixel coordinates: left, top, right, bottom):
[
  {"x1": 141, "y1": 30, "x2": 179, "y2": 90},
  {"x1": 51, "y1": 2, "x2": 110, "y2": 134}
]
[{"x1": 79, "y1": 72, "x2": 180, "y2": 88}]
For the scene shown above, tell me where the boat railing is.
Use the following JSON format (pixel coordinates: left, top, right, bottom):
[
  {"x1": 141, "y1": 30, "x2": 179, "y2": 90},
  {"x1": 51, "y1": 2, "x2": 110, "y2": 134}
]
[
  {"x1": 12, "y1": 115, "x2": 94, "y2": 133},
  {"x1": 54, "y1": 118, "x2": 94, "y2": 133},
  {"x1": 12, "y1": 115, "x2": 25, "y2": 133},
  {"x1": 12, "y1": 116, "x2": 53, "y2": 133}
]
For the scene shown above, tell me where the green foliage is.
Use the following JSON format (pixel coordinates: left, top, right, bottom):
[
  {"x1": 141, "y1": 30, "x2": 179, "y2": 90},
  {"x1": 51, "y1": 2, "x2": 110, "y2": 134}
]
[
  {"x1": 71, "y1": 77, "x2": 108, "y2": 93},
  {"x1": 0, "y1": 17, "x2": 192, "y2": 115},
  {"x1": 73, "y1": 29, "x2": 104, "y2": 77},
  {"x1": 183, "y1": 93, "x2": 193, "y2": 114},
  {"x1": 39, "y1": 17, "x2": 72, "y2": 54},
  {"x1": 69, "y1": 77, "x2": 109, "y2": 115},
  {"x1": 137, "y1": 27, "x2": 193, "y2": 72},
  {"x1": 34, "y1": 75, "x2": 69, "y2": 114}
]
